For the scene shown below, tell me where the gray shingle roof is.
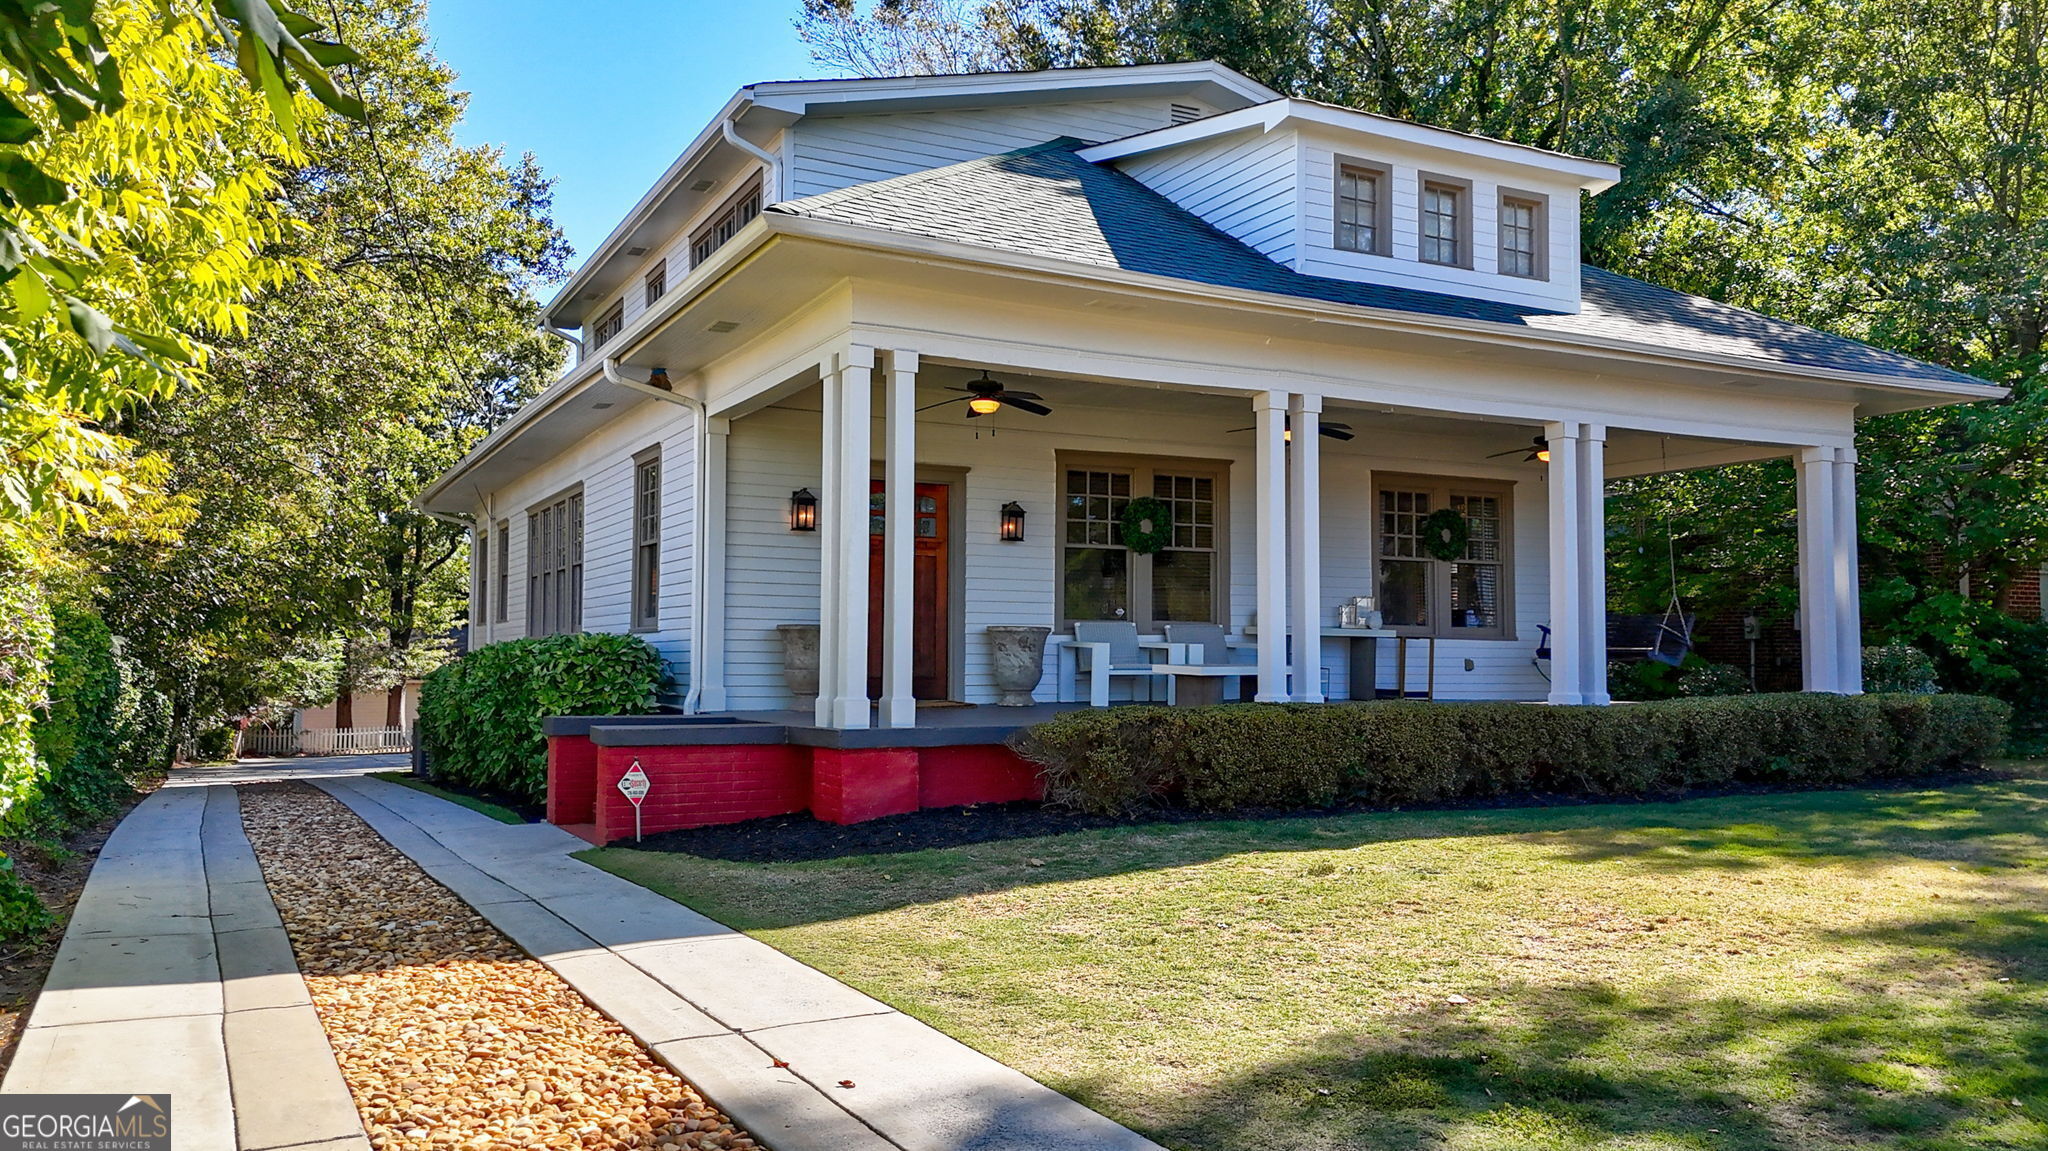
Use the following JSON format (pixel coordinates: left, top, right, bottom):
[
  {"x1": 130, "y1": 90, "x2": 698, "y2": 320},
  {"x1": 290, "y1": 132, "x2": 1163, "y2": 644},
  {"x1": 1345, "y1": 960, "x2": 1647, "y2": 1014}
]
[{"x1": 769, "y1": 140, "x2": 1988, "y2": 390}]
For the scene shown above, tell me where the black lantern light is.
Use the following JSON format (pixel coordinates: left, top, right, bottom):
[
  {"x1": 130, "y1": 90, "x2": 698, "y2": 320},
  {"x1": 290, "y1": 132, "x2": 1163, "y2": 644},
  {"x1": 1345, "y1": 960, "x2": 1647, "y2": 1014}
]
[
  {"x1": 789, "y1": 488, "x2": 818, "y2": 532},
  {"x1": 999, "y1": 501, "x2": 1026, "y2": 542}
]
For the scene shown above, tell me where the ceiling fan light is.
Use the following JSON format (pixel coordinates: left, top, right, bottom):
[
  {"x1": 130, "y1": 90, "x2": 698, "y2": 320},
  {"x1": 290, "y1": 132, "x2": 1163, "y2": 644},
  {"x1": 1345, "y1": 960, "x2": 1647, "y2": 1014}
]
[
  {"x1": 1534, "y1": 448, "x2": 1551, "y2": 463},
  {"x1": 968, "y1": 397, "x2": 1002, "y2": 415}
]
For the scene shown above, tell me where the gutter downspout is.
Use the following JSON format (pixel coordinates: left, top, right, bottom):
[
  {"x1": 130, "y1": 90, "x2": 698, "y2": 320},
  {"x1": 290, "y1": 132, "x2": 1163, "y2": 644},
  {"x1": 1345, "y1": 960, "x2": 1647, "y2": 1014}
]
[
  {"x1": 604, "y1": 357, "x2": 713, "y2": 715},
  {"x1": 544, "y1": 323, "x2": 584, "y2": 360},
  {"x1": 721, "y1": 118, "x2": 782, "y2": 202}
]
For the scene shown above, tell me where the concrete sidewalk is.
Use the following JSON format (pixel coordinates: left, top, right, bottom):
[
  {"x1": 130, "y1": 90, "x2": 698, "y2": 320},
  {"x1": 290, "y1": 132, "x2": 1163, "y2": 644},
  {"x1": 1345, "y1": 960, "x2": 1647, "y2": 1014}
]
[
  {"x1": 1, "y1": 786, "x2": 368, "y2": 1151},
  {"x1": 315, "y1": 774, "x2": 1165, "y2": 1151},
  {"x1": 164, "y1": 752, "x2": 407, "y2": 788}
]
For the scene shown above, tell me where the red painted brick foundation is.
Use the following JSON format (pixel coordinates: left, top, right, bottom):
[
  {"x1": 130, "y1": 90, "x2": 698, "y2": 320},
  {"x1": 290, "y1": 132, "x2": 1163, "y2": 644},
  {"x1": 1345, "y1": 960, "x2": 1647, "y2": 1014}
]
[
  {"x1": 553, "y1": 733, "x2": 1049, "y2": 844},
  {"x1": 545, "y1": 735, "x2": 598, "y2": 826},
  {"x1": 812, "y1": 748, "x2": 921, "y2": 825},
  {"x1": 593, "y1": 743, "x2": 810, "y2": 844},
  {"x1": 917, "y1": 744, "x2": 1043, "y2": 809}
]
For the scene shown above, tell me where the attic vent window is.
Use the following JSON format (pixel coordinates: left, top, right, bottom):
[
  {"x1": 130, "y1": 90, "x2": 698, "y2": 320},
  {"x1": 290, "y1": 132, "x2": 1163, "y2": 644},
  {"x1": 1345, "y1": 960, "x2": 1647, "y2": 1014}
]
[
  {"x1": 1169, "y1": 103, "x2": 1202, "y2": 124},
  {"x1": 692, "y1": 176, "x2": 763, "y2": 267},
  {"x1": 593, "y1": 301, "x2": 625, "y2": 348}
]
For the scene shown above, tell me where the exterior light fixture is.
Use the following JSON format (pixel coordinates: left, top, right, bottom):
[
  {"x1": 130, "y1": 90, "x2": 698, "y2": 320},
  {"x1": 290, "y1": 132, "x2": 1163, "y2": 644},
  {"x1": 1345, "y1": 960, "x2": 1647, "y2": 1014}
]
[
  {"x1": 999, "y1": 501, "x2": 1026, "y2": 541},
  {"x1": 1534, "y1": 446, "x2": 1551, "y2": 463},
  {"x1": 789, "y1": 488, "x2": 818, "y2": 532},
  {"x1": 968, "y1": 396, "x2": 1002, "y2": 416}
]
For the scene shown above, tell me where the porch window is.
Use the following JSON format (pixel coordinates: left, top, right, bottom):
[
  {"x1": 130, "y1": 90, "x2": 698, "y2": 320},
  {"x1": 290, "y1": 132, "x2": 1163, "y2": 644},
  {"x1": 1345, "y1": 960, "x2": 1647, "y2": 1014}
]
[
  {"x1": 1375, "y1": 476, "x2": 1513, "y2": 639},
  {"x1": 632, "y1": 451, "x2": 661, "y2": 631},
  {"x1": 527, "y1": 488, "x2": 583, "y2": 636},
  {"x1": 1059, "y1": 458, "x2": 1225, "y2": 628},
  {"x1": 475, "y1": 528, "x2": 489, "y2": 627}
]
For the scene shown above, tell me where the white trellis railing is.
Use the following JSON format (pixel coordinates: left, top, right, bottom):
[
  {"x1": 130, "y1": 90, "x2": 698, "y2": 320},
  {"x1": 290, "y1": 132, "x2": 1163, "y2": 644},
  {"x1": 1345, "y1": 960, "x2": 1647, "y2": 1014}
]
[{"x1": 241, "y1": 726, "x2": 412, "y2": 757}]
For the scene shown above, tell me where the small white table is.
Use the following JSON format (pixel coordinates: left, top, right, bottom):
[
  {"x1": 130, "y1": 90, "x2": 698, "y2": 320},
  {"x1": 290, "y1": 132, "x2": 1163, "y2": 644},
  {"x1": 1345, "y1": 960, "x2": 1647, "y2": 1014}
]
[{"x1": 1240, "y1": 627, "x2": 1397, "y2": 700}]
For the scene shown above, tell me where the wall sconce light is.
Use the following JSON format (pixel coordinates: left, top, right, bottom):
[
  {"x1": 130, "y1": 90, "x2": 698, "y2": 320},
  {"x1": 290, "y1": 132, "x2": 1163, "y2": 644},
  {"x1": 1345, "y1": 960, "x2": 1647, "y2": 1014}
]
[
  {"x1": 789, "y1": 488, "x2": 818, "y2": 532},
  {"x1": 999, "y1": 501, "x2": 1026, "y2": 542}
]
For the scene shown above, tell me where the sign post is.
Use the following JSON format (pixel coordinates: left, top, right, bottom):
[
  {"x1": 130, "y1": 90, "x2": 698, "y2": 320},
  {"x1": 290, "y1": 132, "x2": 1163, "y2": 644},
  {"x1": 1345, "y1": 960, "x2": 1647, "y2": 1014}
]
[{"x1": 618, "y1": 759, "x2": 651, "y2": 842}]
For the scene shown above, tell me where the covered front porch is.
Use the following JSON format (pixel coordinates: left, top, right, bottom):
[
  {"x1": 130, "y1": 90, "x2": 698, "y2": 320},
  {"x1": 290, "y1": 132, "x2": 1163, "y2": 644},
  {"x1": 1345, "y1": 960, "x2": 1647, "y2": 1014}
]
[{"x1": 668, "y1": 341, "x2": 1866, "y2": 730}]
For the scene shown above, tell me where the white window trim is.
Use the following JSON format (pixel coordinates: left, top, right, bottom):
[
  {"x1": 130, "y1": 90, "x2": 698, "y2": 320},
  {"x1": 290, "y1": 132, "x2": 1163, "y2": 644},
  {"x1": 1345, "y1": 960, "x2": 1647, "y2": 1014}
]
[
  {"x1": 526, "y1": 485, "x2": 584, "y2": 637},
  {"x1": 631, "y1": 447, "x2": 662, "y2": 632}
]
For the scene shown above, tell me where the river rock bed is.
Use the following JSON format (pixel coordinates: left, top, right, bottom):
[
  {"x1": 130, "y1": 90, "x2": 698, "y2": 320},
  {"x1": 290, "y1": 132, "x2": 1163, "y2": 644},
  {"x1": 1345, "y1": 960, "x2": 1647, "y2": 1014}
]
[{"x1": 240, "y1": 783, "x2": 757, "y2": 1151}]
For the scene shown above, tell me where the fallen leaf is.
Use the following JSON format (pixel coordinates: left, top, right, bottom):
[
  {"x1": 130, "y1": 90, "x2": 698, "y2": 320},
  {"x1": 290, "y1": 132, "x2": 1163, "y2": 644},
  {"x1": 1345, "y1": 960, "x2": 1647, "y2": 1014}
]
[
  {"x1": 838, "y1": 1080, "x2": 856, "y2": 1089},
  {"x1": 771, "y1": 1060, "x2": 789, "y2": 1069},
  {"x1": 1445, "y1": 994, "x2": 1471, "y2": 1005}
]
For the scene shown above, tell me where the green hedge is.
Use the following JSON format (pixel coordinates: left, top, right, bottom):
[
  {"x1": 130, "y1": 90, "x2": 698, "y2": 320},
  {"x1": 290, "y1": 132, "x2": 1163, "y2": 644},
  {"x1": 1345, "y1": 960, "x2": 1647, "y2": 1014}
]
[
  {"x1": 1010, "y1": 693, "x2": 2012, "y2": 816},
  {"x1": 418, "y1": 634, "x2": 667, "y2": 804}
]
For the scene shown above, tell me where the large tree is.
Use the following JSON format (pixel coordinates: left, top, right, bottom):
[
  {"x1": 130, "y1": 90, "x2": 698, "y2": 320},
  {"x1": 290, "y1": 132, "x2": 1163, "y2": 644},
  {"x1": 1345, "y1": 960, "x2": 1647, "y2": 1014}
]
[{"x1": 94, "y1": 0, "x2": 568, "y2": 739}]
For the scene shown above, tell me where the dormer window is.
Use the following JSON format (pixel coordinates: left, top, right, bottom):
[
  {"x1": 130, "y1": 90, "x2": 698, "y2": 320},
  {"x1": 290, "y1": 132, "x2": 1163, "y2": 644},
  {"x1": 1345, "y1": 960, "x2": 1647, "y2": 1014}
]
[
  {"x1": 1498, "y1": 192, "x2": 1546, "y2": 279},
  {"x1": 692, "y1": 177, "x2": 763, "y2": 267},
  {"x1": 645, "y1": 260, "x2": 667, "y2": 307},
  {"x1": 1420, "y1": 177, "x2": 1469, "y2": 267},
  {"x1": 593, "y1": 300, "x2": 624, "y2": 348},
  {"x1": 1335, "y1": 161, "x2": 1390, "y2": 255}
]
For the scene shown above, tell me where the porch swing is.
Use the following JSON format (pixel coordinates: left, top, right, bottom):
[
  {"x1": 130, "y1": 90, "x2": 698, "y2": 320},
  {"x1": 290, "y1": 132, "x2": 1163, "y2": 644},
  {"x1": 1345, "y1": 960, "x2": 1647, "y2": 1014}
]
[{"x1": 1534, "y1": 438, "x2": 1695, "y2": 673}]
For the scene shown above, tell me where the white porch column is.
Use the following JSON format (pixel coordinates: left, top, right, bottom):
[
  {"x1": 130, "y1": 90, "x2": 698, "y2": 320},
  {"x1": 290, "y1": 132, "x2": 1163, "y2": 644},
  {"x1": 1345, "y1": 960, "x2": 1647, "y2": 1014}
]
[
  {"x1": 880, "y1": 350, "x2": 919, "y2": 728},
  {"x1": 698, "y1": 417, "x2": 731, "y2": 712},
  {"x1": 1832, "y1": 447, "x2": 1864, "y2": 694},
  {"x1": 1576, "y1": 424, "x2": 1610, "y2": 704},
  {"x1": 826, "y1": 345, "x2": 875, "y2": 728},
  {"x1": 1544, "y1": 420, "x2": 1586, "y2": 705},
  {"x1": 1287, "y1": 393, "x2": 1324, "y2": 703},
  {"x1": 1796, "y1": 445, "x2": 1842, "y2": 693},
  {"x1": 814, "y1": 354, "x2": 842, "y2": 726},
  {"x1": 1254, "y1": 390, "x2": 1290, "y2": 702}
]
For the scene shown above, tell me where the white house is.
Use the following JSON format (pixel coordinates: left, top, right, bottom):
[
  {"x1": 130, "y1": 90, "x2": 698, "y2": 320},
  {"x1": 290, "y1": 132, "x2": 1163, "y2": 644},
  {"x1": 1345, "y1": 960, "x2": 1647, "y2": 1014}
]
[{"x1": 421, "y1": 61, "x2": 2002, "y2": 731}]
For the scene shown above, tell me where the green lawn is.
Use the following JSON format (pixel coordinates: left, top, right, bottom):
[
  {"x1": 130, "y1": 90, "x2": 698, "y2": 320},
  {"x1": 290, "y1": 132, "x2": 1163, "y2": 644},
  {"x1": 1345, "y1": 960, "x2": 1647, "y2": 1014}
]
[
  {"x1": 372, "y1": 772, "x2": 525, "y2": 824},
  {"x1": 579, "y1": 773, "x2": 2048, "y2": 1151}
]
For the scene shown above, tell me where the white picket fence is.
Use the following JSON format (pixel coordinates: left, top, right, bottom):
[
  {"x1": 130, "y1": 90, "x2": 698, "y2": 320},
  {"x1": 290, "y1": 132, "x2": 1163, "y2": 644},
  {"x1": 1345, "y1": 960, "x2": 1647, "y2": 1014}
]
[{"x1": 241, "y1": 726, "x2": 412, "y2": 757}]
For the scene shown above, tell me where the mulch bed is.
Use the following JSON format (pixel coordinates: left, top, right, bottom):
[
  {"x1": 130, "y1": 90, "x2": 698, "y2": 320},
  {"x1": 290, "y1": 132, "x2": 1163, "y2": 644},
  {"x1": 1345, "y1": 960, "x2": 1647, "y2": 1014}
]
[
  {"x1": 0, "y1": 782, "x2": 160, "y2": 1079},
  {"x1": 241, "y1": 782, "x2": 758, "y2": 1151},
  {"x1": 628, "y1": 767, "x2": 2022, "y2": 863}
]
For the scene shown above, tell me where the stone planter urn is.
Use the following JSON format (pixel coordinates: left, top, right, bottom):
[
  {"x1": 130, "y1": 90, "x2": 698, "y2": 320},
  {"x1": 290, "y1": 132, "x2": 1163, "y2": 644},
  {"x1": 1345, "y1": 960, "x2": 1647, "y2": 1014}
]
[
  {"x1": 777, "y1": 624, "x2": 821, "y2": 709},
  {"x1": 985, "y1": 625, "x2": 1052, "y2": 706}
]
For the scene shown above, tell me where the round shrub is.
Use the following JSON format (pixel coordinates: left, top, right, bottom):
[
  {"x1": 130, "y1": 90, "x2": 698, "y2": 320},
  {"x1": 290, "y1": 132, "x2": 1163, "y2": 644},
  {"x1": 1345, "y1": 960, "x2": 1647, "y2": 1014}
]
[
  {"x1": 1864, "y1": 644, "x2": 1938, "y2": 694},
  {"x1": 419, "y1": 634, "x2": 667, "y2": 804}
]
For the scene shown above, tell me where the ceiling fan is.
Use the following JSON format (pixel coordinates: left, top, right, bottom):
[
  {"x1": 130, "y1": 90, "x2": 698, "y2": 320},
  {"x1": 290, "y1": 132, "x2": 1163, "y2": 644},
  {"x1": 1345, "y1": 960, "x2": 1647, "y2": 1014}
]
[
  {"x1": 1485, "y1": 435, "x2": 1551, "y2": 462},
  {"x1": 917, "y1": 371, "x2": 1052, "y2": 417},
  {"x1": 1227, "y1": 417, "x2": 1356, "y2": 442}
]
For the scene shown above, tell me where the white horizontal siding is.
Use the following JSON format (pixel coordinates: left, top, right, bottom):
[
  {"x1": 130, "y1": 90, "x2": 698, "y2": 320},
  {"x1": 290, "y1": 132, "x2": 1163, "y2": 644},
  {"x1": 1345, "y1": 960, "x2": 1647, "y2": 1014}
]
[
  {"x1": 1116, "y1": 129, "x2": 1300, "y2": 265},
  {"x1": 468, "y1": 397, "x2": 698, "y2": 683},
  {"x1": 787, "y1": 100, "x2": 1200, "y2": 198}
]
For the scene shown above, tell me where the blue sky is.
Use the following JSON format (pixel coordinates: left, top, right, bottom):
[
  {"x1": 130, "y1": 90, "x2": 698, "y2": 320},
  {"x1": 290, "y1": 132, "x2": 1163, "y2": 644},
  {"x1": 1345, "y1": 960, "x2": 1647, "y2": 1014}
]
[{"x1": 424, "y1": 0, "x2": 821, "y2": 271}]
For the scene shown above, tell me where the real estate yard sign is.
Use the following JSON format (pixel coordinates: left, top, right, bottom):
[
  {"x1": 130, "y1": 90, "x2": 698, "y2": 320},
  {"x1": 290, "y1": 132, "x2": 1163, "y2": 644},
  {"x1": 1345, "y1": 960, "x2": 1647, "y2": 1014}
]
[{"x1": 619, "y1": 760, "x2": 651, "y2": 842}]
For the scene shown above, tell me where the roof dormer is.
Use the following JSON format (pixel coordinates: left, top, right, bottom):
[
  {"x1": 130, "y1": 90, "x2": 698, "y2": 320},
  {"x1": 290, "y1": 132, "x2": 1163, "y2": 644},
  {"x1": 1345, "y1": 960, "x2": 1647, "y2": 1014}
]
[{"x1": 1079, "y1": 100, "x2": 1619, "y2": 314}]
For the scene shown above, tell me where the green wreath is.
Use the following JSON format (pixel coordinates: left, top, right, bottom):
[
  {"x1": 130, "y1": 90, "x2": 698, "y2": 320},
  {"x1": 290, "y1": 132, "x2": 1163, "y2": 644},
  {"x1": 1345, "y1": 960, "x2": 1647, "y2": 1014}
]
[
  {"x1": 1119, "y1": 495, "x2": 1174, "y2": 555},
  {"x1": 1420, "y1": 507, "x2": 1471, "y2": 561}
]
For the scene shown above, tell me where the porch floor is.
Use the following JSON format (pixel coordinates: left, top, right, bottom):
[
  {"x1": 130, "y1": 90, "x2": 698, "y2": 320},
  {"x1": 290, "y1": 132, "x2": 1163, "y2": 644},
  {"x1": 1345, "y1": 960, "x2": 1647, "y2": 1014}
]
[{"x1": 586, "y1": 701, "x2": 1101, "y2": 750}]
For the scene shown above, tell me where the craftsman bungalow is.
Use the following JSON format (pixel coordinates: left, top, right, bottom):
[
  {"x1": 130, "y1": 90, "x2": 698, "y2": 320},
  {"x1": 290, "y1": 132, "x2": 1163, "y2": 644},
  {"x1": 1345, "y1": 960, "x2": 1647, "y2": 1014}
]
[{"x1": 420, "y1": 62, "x2": 2000, "y2": 835}]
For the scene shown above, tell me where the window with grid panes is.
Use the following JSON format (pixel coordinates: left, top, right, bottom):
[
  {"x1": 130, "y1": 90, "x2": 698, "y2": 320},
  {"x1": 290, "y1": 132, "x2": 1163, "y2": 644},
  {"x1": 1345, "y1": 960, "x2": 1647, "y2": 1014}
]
[
  {"x1": 1421, "y1": 182, "x2": 1463, "y2": 266},
  {"x1": 493, "y1": 520, "x2": 508, "y2": 623},
  {"x1": 475, "y1": 528, "x2": 489, "y2": 628},
  {"x1": 1059, "y1": 459, "x2": 1225, "y2": 628},
  {"x1": 632, "y1": 454, "x2": 661, "y2": 630},
  {"x1": 691, "y1": 178, "x2": 762, "y2": 266},
  {"x1": 644, "y1": 260, "x2": 666, "y2": 307},
  {"x1": 1336, "y1": 164, "x2": 1383, "y2": 254},
  {"x1": 527, "y1": 490, "x2": 583, "y2": 636},
  {"x1": 1499, "y1": 196, "x2": 1542, "y2": 278},
  {"x1": 1376, "y1": 477, "x2": 1513, "y2": 638},
  {"x1": 592, "y1": 301, "x2": 624, "y2": 349}
]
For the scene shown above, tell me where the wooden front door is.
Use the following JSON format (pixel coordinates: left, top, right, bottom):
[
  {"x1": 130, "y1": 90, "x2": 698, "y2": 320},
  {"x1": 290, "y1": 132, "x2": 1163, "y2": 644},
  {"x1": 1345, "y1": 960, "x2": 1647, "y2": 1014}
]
[{"x1": 868, "y1": 481, "x2": 950, "y2": 700}]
